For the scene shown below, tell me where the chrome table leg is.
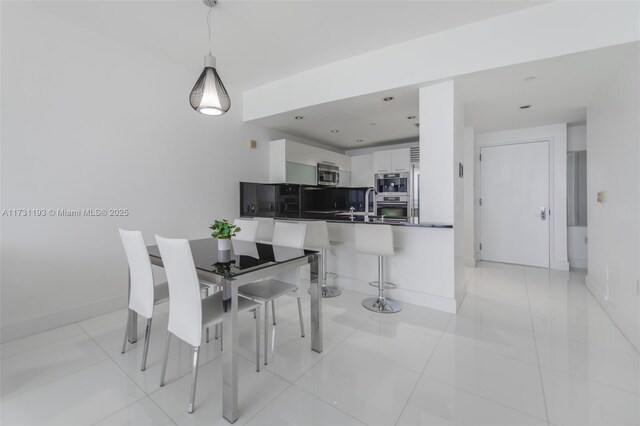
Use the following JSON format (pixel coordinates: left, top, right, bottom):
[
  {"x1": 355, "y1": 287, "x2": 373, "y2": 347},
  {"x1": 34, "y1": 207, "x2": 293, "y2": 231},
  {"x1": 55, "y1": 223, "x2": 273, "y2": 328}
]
[
  {"x1": 221, "y1": 278, "x2": 239, "y2": 423},
  {"x1": 309, "y1": 253, "x2": 323, "y2": 353}
]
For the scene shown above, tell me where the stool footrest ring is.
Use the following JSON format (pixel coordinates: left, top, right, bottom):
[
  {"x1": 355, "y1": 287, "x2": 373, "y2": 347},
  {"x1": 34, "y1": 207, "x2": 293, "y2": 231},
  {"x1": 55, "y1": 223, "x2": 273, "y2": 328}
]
[{"x1": 368, "y1": 281, "x2": 397, "y2": 289}]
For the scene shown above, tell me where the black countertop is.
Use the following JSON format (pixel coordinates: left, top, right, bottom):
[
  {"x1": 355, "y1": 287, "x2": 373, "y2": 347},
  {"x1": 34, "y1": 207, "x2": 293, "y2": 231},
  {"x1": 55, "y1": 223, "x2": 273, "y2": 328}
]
[{"x1": 242, "y1": 214, "x2": 452, "y2": 228}]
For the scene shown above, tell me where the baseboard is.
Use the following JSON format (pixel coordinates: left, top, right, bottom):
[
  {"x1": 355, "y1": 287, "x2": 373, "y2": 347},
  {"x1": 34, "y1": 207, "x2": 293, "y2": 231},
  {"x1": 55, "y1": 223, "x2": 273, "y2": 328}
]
[
  {"x1": 585, "y1": 274, "x2": 640, "y2": 353},
  {"x1": 0, "y1": 293, "x2": 128, "y2": 343},
  {"x1": 569, "y1": 258, "x2": 588, "y2": 269},
  {"x1": 550, "y1": 259, "x2": 570, "y2": 271}
]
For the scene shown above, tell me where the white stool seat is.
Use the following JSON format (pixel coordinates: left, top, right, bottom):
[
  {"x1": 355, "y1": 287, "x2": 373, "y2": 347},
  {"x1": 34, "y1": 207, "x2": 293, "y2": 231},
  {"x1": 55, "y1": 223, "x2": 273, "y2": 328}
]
[{"x1": 354, "y1": 225, "x2": 401, "y2": 314}]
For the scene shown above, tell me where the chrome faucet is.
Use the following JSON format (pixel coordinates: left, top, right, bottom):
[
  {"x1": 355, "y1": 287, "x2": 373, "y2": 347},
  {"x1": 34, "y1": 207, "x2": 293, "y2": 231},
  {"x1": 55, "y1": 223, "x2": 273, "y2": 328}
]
[{"x1": 364, "y1": 187, "x2": 378, "y2": 217}]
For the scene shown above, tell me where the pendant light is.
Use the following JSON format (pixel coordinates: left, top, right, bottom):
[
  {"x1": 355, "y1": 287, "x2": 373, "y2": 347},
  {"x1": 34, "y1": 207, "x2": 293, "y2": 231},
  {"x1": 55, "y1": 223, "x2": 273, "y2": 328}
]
[{"x1": 189, "y1": 0, "x2": 230, "y2": 115}]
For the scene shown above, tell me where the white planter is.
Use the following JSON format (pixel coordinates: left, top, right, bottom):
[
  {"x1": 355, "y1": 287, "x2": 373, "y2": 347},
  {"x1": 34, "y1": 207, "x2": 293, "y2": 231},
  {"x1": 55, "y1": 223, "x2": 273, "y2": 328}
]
[{"x1": 217, "y1": 238, "x2": 231, "y2": 251}]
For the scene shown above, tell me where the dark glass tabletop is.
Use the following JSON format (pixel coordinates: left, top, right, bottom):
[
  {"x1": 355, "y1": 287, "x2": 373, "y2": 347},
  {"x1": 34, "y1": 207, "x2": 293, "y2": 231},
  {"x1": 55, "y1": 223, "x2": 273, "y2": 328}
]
[{"x1": 148, "y1": 238, "x2": 316, "y2": 278}]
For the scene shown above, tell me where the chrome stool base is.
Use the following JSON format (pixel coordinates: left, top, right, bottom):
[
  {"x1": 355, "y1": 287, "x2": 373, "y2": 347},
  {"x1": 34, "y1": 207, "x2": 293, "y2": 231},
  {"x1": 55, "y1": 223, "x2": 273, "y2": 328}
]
[
  {"x1": 362, "y1": 296, "x2": 402, "y2": 313},
  {"x1": 307, "y1": 248, "x2": 342, "y2": 298},
  {"x1": 309, "y1": 285, "x2": 342, "y2": 298}
]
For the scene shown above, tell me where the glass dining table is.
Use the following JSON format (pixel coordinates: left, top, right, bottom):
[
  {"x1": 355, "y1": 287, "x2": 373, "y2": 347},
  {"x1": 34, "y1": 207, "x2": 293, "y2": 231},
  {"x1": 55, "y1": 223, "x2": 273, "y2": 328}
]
[{"x1": 126, "y1": 238, "x2": 322, "y2": 423}]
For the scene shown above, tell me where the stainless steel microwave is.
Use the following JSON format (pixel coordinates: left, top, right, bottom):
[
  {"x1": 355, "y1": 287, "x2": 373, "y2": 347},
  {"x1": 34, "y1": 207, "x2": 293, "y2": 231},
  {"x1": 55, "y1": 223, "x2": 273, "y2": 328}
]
[
  {"x1": 317, "y1": 163, "x2": 339, "y2": 187},
  {"x1": 375, "y1": 172, "x2": 409, "y2": 195}
]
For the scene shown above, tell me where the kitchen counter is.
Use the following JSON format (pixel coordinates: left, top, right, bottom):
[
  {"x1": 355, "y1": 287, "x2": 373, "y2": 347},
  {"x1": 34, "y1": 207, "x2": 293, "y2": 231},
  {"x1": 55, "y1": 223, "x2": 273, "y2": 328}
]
[
  {"x1": 243, "y1": 215, "x2": 461, "y2": 314},
  {"x1": 242, "y1": 215, "x2": 452, "y2": 228}
]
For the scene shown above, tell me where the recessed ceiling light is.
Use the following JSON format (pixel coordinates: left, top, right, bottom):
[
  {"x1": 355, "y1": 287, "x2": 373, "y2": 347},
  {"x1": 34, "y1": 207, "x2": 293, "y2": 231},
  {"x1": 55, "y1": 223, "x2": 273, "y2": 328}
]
[
  {"x1": 523, "y1": 76, "x2": 536, "y2": 82},
  {"x1": 330, "y1": 129, "x2": 339, "y2": 133},
  {"x1": 294, "y1": 115, "x2": 304, "y2": 120},
  {"x1": 356, "y1": 139, "x2": 364, "y2": 142},
  {"x1": 519, "y1": 104, "x2": 532, "y2": 109},
  {"x1": 407, "y1": 115, "x2": 416, "y2": 120},
  {"x1": 383, "y1": 97, "x2": 394, "y2": 102}
]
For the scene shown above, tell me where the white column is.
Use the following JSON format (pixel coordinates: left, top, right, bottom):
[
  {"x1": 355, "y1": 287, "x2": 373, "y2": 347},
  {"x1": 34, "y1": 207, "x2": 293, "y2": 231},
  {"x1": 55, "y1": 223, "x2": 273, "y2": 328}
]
[{"x1": 419, "y1": 81, "x2": 466, "y2": 307}]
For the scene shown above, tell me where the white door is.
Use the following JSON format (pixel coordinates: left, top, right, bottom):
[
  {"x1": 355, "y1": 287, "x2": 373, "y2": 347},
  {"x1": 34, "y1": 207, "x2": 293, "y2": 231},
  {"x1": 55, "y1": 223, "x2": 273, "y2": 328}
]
[{"x1": 480, "y1": 141, "x2": 550, "y2": 267}]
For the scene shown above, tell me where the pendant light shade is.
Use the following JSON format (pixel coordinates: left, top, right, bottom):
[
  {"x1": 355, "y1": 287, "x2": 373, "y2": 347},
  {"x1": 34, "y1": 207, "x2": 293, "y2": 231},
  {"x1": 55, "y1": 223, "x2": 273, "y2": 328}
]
[{"x1": 189, "y1": 54, "x2": 230, "y2": 116}]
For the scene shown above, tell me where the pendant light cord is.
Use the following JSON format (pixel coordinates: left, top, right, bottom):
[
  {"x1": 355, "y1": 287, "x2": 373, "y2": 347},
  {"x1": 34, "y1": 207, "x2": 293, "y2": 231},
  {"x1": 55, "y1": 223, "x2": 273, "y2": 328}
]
[{"x1": 207, "y1": 6, "x2": 213, "y2": 55}]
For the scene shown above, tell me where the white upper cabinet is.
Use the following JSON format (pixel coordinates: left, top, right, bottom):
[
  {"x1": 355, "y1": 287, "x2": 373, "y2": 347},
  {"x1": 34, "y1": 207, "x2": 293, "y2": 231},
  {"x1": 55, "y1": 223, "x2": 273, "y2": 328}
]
[
  {"x1": 269, "y1": 139, "x2": 351, "y2": 184},
  {"x1": 351, "y1": 154, "x2": 373, "y2": 187},
  {"x1": 373, "y1": 150, "x2": 392, "y2": 173},
  {"x1": 373, "y1": 148, "x2": 410, "y2": 173},
  {"x1": 391, "y1": 148, "x2": 411, "y2": 172}
]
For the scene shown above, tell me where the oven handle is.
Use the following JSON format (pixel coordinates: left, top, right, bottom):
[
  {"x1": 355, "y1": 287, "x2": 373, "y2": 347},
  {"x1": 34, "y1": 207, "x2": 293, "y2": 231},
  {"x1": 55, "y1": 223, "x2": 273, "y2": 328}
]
[{"x1": 377, "y1": 202, "x2": 408, "y2": 206}]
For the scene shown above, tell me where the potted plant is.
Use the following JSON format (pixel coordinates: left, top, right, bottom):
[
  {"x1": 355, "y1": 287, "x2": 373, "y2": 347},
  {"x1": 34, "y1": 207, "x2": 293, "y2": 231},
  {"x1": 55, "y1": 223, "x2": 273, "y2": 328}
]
[{"x1": 209, "y1": 219, "x2": 240, "y2": 251}]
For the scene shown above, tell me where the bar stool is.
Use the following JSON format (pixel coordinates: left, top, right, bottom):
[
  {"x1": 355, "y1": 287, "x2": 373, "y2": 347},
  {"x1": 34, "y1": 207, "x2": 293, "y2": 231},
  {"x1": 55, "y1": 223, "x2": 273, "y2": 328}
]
[
  {"x1": 303, "y1": 221, "x2": 341, "y2": 298},
  {"x1": 355, "y1": 224, "x2": 402, "y2": 313}
]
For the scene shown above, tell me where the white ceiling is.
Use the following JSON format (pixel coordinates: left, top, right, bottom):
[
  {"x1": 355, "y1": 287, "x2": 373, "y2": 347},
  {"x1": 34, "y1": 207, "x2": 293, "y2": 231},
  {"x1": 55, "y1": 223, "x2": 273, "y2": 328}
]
[
  {"x1": 29, "y1": 0, "x2": 545, "y2": 91},
  {"x1": 252, "y1": 43, "x2": 635, "y2": 149}
]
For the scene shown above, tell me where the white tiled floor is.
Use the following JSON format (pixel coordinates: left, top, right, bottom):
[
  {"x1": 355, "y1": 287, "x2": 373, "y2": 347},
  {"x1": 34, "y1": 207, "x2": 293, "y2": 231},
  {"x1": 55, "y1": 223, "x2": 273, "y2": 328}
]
[{"x1": 1, "y1": 262, "x2": 639, "y2": 425}]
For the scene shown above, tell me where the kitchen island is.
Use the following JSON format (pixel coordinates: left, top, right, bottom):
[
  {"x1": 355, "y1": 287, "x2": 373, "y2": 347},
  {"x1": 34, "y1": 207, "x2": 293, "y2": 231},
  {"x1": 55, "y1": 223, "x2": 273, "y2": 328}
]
[{"x1": 243, "y1": 215, "x2": 461, "y2": 313}]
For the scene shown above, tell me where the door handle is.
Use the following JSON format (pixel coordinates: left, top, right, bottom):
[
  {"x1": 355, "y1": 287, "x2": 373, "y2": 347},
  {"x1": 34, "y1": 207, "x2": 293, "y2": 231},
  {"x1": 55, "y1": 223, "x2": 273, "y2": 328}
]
[{"x1": 540, "y1": 207, "x2": 546, "y2": 221}]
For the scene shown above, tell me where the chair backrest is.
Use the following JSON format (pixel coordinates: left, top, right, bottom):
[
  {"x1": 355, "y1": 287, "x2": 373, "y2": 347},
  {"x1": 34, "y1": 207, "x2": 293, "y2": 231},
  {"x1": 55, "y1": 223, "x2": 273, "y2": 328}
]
[
  {"x1": 155, "y1": 235, "x2": 203, "y2": 347},
  {"x1": 272, "y1": 222, "x2": 307, "y2": 249},
  {"x1": 119, "y1": 229, "x2": 155, "y2": 318},
  {"x1": 301, "y1": 220, "x2": 331, "y2": 250},
  {"x1": 231, "y1": 239, "x2": 259, "y2": 258},
  {"x1": 253, "y1": 217, "x2": 275, "y2": 242},
  {"x1": 355, "y1": 224, "x2": 395, "y2": 257},
  {"x1": 232, "y1": 219, "x2": 259, "y2": 241}
]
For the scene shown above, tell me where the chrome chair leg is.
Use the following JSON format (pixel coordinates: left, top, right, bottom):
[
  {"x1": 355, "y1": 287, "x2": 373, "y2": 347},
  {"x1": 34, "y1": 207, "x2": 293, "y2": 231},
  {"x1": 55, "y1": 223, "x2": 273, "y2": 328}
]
[
  {"x1": 219, "y1": 324, "x2": 223, "y2": 351},
  {"x1": 188, "y1": 346, "x2": 200, "y2": 414},
  {"x1": 159, "y1": 332, "x2": 171, "y2": 387},
  {"x1": 140, "y1": 318, "x2": 152, "y2": 371},
  {"x1": 271, "y1": 299, "x2": 276, "y2": 325},
  {"x1": 264, "y1": 302, "x2": 269, "y2": 365},
  {"x1": 297, "y1": 297, "x2": 305, "y2": 337},
  {"x1": 121, "y1": 309, "x2": 131, "y2": 354},
  {"x1": 255, "y1": 306, "x2": 261, "y2": 372}
]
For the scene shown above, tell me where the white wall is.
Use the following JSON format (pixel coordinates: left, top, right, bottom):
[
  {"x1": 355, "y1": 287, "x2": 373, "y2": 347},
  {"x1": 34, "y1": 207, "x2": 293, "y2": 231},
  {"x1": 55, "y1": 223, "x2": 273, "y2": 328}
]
[
  {"x1": 475, "y1": 124, "x2": 569, "y2": 270},
  {"x1": 586, "y1": 46, "x2": 640, "y2": 351},
  {"x1": 0, "y1": 3, "x2": 276, "y2": 341},
  {"x1": 568, "y1": 124, "x2": 587, "y2": 151},
  {"x1": 244, "y1": 1, "x2": 640, "y2": 121}
]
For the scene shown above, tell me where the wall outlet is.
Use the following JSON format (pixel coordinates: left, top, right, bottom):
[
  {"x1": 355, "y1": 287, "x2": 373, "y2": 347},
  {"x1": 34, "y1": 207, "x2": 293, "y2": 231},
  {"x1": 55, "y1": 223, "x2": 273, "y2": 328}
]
[
  {"x1": 597, "y1": 191, "x2": 605, "y2": 203},
  {"x1": 249, "y1": 139, "x2": 257, "y2": 149}
]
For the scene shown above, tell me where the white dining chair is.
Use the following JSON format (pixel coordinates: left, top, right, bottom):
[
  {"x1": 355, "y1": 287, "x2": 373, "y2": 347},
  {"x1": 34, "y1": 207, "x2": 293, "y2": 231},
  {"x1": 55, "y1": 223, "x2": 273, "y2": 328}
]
[
  {"x1": 239, "y1": 221, "x2": 307, "y2": 365},
  {"x1": 119, "y1": 229, "x2": 170, "y2": 371},
  {"x1": 253, "y1": 217, "x2": 275, "y2": 242},
  {"x1": 302, "y1": 220, "x2": 341, "y2": 298},
  {"x1": 155, "y1": 235, "x2": 261, "y2": 414},
  {"x1": 232, "y1": 219, "x2": 259, "y2": 241}
]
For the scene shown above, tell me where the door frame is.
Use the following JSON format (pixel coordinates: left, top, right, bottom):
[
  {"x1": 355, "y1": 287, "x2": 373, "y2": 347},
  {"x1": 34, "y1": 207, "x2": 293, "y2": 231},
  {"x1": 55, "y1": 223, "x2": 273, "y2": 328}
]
[
  {"x1": 478, "y1": 139, "x2": 551, "y2": 267},
  {"x1": 473, "y1": 124, "x2": 569, "y2": 271}
]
